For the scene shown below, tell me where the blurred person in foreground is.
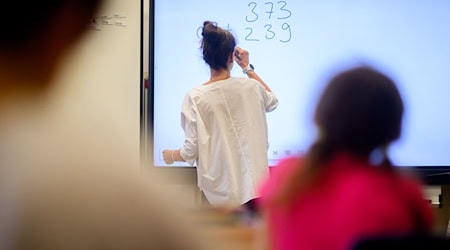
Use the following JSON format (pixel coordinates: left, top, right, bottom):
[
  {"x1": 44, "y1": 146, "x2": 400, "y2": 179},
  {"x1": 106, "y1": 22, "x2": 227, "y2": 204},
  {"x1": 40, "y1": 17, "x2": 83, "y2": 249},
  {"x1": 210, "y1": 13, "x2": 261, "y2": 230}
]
[
  {"x1": 257, "y1": 66, "x2": 434, "y2": 250},
  {"x1": 0, "y1": 1, "x2": 208, "y2": 249}
]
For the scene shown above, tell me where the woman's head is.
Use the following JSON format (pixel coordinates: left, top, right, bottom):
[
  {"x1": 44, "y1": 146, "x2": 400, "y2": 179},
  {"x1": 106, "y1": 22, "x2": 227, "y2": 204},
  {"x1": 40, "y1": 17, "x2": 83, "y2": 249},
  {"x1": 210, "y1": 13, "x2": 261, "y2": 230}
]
[
  {"x1": 201, "y1": 21, "x2": 236, "y2": 70},
  {"x1": 315, "y1": 66, "x2": 404, "y2": 156}
]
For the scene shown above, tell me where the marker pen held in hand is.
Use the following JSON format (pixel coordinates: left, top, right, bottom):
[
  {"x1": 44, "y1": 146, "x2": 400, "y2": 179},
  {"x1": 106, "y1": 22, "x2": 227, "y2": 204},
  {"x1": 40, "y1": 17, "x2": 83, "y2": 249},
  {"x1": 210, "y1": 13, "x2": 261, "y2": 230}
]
[{"x1": 234, "y1": 50, "x2": 241, "y2": 61}]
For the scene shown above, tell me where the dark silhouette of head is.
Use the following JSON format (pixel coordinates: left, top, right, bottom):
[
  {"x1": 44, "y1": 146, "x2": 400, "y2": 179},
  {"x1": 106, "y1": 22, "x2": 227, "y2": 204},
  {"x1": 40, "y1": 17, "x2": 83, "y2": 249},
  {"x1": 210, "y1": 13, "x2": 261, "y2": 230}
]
[
  {"x1": 201, "y1": 21, "x2": 236, "y2": 70},
  {"x1": 315, "y1": 66, "x2": 404, "y2": 157},
  {"x1": 273, "y1": 66, "x2": 405, "y2": 205},
  {"x1": 1, "y1": 1, "x2": 102, "y2": 50},
  {"x1": 0, "y1": 0, "x2": 103, "y2": 92}
]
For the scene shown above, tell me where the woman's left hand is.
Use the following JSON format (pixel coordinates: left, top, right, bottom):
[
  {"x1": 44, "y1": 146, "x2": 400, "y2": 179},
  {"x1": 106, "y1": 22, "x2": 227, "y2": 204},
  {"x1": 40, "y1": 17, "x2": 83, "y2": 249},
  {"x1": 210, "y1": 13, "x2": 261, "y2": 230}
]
[{"x1": 162, "y1": 150, "x2": 174, "y2": 164}]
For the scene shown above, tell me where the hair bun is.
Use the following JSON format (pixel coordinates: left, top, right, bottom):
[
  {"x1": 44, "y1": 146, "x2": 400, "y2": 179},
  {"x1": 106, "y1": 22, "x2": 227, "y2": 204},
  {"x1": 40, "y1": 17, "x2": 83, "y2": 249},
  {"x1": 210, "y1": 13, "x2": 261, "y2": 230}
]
[{"x1": 201, "y1": 21, "x2": 223, "y2": 44}]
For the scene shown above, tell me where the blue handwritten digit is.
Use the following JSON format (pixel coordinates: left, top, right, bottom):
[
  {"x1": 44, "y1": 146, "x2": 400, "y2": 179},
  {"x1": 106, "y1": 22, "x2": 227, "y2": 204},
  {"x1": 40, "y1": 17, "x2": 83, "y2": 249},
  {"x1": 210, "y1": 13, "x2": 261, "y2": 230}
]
[
  {"x1": 280, "y1": 23, "x2": 291, "y2": 43},
  {"x1": 265, "y1": 2, "x2": 274, "y2": 19},
  {"x1": 245, "y1": 27, "x2": 260, "y2": 41},
  {"x1": 277, "y1": 1, "x2": 292, "y2": 19},
  {"x1": 246, "y1": 2, "x2": 259, "y2": 22},
  {"x1": 264, "y1": 24, "x2": 275, "y2": 39}
]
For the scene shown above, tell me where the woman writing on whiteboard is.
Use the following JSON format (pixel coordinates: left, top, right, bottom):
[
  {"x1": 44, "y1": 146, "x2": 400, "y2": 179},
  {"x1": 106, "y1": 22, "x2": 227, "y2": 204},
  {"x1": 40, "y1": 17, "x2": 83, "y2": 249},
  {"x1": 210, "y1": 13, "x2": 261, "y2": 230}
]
[{"x1": 163, "y1": 21, "x2": 278, "y2": 207}]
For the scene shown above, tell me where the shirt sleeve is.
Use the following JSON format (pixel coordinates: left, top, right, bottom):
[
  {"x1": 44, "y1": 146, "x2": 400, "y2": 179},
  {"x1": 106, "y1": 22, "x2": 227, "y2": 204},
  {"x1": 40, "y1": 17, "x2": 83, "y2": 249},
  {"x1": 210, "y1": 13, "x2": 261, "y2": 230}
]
[
  {"x1": 179, "y1": 94, "x2": 198, "y2": 165},
  {"x1": 263, "y1": 88, "x2": 279, "y2": 112}
]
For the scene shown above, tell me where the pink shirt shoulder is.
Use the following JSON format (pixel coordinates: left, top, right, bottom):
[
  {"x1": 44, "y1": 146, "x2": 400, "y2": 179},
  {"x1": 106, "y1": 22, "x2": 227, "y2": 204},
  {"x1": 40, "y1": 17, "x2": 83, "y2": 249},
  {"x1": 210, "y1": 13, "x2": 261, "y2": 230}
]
[{"x1": 258, "y1": 154, "x2": 434, "y2": 250}]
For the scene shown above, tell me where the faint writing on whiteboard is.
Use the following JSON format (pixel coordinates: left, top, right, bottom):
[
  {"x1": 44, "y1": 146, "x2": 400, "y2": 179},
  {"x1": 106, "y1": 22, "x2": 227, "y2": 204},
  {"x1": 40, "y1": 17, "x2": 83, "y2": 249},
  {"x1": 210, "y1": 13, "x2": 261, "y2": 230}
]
[
  {"x1": 195, "y1": 23, "x2": 232, "y2": 40},
  {"x1": 245, "y1": 1, "x2": 292, "y2": 43},
  {"x1": 89, "y1": 13, "x2": 128, "y2": 31},
  {"x1": 269, "y1": 147, "x2": 303, "y2": 160},
  {"x1": 89, "y1": 17, "x2": 102, "y2": 31},
  {"x1": 113, "y1": 13, "x2": 127, "y2": 26}
]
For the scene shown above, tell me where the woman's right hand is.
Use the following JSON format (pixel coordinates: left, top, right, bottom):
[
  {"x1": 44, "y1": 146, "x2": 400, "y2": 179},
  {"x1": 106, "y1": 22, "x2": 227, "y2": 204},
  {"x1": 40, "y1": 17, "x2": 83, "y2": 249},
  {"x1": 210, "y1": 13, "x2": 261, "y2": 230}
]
[{"x1": 234, "y1": 46, "x2": 250, "y2": 69}]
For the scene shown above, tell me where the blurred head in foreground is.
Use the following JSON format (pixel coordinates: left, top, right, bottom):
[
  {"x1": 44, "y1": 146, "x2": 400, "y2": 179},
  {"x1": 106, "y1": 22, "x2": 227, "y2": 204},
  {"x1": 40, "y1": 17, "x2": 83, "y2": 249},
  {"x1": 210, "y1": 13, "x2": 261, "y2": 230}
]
[
  {"x1": 314, "y1": 66, "x2": 404, "y2": 164},
  {"x1": 257, "y1": 66, "x2": 433, "y2": 250},
  {"x1": 0, "y1": 1, "x2": 102, "y2": 95},
  {"x1": 0, "y1": 1, "x2": 211, "y2": 249},
  {"x1": 279, "y1": 66, "x2": 405, "y2": 202}
]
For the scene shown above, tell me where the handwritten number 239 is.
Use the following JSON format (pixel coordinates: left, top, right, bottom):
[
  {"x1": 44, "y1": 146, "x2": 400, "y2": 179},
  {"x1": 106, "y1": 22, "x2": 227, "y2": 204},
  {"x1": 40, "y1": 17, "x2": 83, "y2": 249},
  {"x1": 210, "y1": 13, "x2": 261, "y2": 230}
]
[{"x1": 245, "y1": 23, "x2": 291, "y2": 43}]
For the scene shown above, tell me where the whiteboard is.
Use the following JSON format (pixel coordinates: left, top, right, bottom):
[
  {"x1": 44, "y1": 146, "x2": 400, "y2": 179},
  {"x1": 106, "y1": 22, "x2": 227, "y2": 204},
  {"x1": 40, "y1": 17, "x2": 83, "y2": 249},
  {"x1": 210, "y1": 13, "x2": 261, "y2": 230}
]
[
  {"x1": 150, "y1": 0, "x2": 450, "y2": 167},
  {"x1": 53, "y1": 0, "x2": 142, "y2": 164}
]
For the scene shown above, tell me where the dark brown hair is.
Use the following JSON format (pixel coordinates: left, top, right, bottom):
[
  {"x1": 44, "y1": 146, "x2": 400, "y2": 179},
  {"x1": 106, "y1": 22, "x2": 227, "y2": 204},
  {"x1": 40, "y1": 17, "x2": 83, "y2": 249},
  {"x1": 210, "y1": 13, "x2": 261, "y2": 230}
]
[
  {"x1": 275, "y1": 66, "x2": 404, "y2": 203},
  {"x1": 201, "y1": 21, "x2": 236, "y2": 70},
  {"x1": 0, "y1": 0, "x2": 103, "y2": 49}
]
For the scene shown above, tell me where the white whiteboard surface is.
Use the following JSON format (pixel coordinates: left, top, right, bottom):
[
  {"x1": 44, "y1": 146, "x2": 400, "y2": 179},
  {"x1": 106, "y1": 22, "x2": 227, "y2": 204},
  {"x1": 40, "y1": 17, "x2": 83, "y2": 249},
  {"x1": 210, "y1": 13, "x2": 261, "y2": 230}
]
[
  {"x1": 151, "y1": 0, "x2": 450, "y2": 167},
  {"x1": 51, "y1": 0, "x2": 142, "y2": 164}
]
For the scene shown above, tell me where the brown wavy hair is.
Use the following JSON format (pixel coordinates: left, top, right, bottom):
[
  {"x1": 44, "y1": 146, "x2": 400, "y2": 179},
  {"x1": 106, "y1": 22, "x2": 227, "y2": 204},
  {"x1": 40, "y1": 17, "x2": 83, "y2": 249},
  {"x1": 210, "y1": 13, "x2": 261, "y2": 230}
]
[{"x1": 274, "y1": 66, "x2": 404, "y2": 204}]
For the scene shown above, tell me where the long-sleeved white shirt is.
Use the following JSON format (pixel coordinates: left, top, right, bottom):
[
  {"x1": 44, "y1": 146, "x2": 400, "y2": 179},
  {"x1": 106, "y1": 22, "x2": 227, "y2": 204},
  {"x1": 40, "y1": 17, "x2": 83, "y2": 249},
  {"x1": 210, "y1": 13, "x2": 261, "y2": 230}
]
[{"x1": 179, "y1": 77, "x2": 278, "y2": 206}]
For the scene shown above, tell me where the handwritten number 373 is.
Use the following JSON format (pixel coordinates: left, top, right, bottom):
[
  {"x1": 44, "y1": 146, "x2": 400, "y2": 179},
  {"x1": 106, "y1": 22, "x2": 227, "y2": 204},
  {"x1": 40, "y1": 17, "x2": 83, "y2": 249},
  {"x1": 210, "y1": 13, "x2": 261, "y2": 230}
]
[{"x1": 246, "y1": 1, "x2": 292, "y2": 22}]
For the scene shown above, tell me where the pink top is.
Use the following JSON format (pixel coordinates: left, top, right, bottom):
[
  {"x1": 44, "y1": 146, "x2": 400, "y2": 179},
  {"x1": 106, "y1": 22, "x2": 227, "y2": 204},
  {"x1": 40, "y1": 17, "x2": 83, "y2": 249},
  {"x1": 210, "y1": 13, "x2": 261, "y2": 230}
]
[{"x1": 258, "y1": 153, "x2": 434, "y2": 250}]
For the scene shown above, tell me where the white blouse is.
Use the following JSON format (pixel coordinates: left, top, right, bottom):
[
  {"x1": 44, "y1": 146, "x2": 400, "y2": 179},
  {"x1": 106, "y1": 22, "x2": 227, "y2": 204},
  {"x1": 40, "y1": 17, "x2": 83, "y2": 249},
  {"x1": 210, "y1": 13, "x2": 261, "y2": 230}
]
[{"x1": 179, "y1": 77, "x2": 278, "y2": 206}]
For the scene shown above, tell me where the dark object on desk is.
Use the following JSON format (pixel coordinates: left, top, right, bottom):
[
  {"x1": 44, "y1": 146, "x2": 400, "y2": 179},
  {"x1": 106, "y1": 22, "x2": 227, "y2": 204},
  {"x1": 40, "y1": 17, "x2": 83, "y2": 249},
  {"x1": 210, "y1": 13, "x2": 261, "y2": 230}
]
[
  {"x1": 426, "y1": 171, "x2": 450, "y2": 185},
  {"x1": 414, "y1": 167, "x2": 450, "y2": 185},
  {"x1": 353, "y1": 234, "x2": 450, "y2": 250},
  {"x1": 242, "y1": 198, "x2": 260, "y2": 214},
  {"x1": 232, "y1": 198, "x2": 261, "y2": 225}
]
